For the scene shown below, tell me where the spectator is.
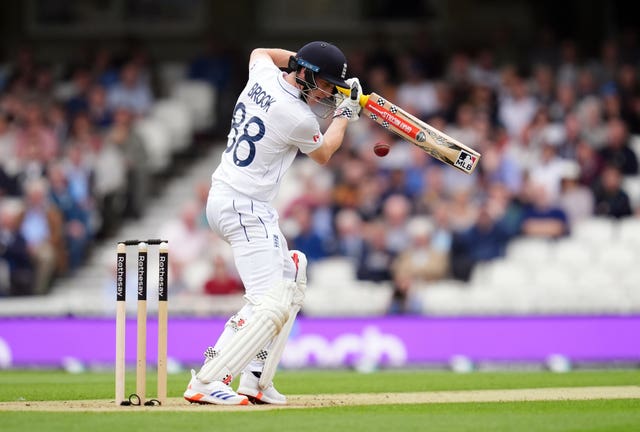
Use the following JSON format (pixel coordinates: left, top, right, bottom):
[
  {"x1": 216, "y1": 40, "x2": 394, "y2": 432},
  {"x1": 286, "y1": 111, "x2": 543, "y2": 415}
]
[
  {"x1": 0, "y1": 199, "x2": 34, "y2": 296},
  {"x1": 498, "y1": 74, "x2": 538, "y2": 145},
  {"x1": 392, "y1": 217, "x2": 448, "y2": 284},
  {"x1": 481, "y1": 133, "x2": 523, "y2": 195},
  {"x1": 381, "y1": 194, "x2": 412, "y2": 254},
  {"x1": 395, "y1": 56, "x2": 439, "y2": 119},
  {"x1": 558, "y1": 161, "x2": 595, "y2": 225},
  {"x1": 67, "y1": 111, "x2": 102, "y2": 154},
  {"x1": 0, "y1": 111, "x2": 20, "y2": 196},
  {"x1": 599, "y1": 117, "x2": 639, "y2": 175},
  {"x1": 549, "y1": 81, "x2": 578, "y2": 122},
  {"x1": 63, "y1": 67, "x2": 92, "y2": 117},
  {"x1": 593, "y1": 165, "x2": 633, "y2": 218},
  {"x1": 576, "y1": 96, "x2": 607, "y2": 149},
  {"x1": 333, "y1": 208, "x2": 365, "y2": 263},
  {"x1": 47, "y1": 163, "x2": 92, "y2": 271},
  {"x1": 19, "y1": 178, "x2": 66, "y2": 294},
  {"x1": 203, "y1": 255, "x2": 243, "y2": 295},
  {"x1": 107, "y1": 62, "x2": 153, "y2": 116},
  {"x1": 93, "y1": 121, "x2": 128, "y2": 237},
  {"x1": 448, "y1": 187, "x2": 479, "y2": 232},
  {"x1": 519, "y1": 182, "x2": 569, "y2": 239},
  {"x1": 450, "y1": 203, "x2": 512, "y2": 281},
  {"x1": 575, "y1": 140, "x2": 604, "y2": 186},
  {"x1": 87, "y1": 85, "x2": 114, "y2": 130},
  {"x1": 528, "y1": 142, "x2": 567, "y2": 203},
  {"x1": 159, "y1": 201, "x2": 210, "y2": 293},
  {"x1": 109, "y1": 108, "x2": 150, "y2": 219},
  {"x1": 556, "y1": 113, "x2": 582, "y2": 159},
  {"x1": 356, "y1": 220, "x2": 395, "y2": 282},
  {"x1": 15, "y1": 102, "x2": 60, "y2": 180},
  {"x1": 290, "y1": 204, "x2": 330, "y2": 263}
]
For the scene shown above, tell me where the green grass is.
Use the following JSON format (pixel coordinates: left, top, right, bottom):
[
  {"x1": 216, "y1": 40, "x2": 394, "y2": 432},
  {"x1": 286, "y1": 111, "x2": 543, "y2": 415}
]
[{"x1": 1, "y1": 369, "x2": 639, "y2": 432}]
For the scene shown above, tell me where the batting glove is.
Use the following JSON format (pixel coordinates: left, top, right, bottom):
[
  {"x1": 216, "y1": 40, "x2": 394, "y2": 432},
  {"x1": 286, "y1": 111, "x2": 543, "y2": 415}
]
[{"x1": 333, "y1": 77, "x2": 363, "y2": 122}]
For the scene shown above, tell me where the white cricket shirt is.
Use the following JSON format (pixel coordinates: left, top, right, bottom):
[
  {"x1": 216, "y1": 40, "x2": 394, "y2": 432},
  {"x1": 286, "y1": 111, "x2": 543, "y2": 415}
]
[{"x1": 211, "y1": 58, "x2": 323, "y2": 202}]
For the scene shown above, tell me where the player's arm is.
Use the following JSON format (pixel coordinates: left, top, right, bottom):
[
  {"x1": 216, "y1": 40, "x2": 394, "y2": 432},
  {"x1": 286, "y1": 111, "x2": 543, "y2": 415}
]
[
  {"x1": 249, "y1": 48, "x2": 295, "y2": 69},
  {"x1": 308, "y1": 78, "x2": 363, "y2": 165},
  {"x1": 308, "y1": 117, "x2": 349, "y2": 165}
]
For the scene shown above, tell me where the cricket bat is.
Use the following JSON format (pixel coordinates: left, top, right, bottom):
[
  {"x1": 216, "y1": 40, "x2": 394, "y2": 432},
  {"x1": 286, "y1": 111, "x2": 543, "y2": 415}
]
[{"x1": 338, "y1": 87, "x2": 481, "y2": 174}]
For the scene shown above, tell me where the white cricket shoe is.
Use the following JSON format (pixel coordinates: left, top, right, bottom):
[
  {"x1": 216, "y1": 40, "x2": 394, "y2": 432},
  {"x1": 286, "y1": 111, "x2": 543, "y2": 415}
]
[
  {"x1": 237, "y1": 371, "x2": 287, "y2": 405},
  {"x1": 184, "y1": 369, "x2": 249, "y2": 405}
]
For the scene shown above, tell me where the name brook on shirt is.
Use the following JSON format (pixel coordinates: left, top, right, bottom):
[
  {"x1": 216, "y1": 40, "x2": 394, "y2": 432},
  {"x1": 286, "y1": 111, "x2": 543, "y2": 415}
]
[{"x1": 247, "y1": 83, "x2": 276, "y2": 112}]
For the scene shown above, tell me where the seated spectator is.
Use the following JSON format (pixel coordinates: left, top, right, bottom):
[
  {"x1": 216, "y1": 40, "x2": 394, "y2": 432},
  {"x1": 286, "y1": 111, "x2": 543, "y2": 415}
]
[
  {"x1": 19, "y1": 178, "x2": 66, "y2": 294},
  {"x1": 0, "y1": 199, "x2": 34, "y2": 296},
  {"x1": 448, "y1": 187, "x2": 479, "y2": 232},
  {"x1": 450, "y1": 203, "x2": 512, "y2": 281},
  {"x1": 593, "y1": 164, "x2": 633, "y2": 218},
  {"x1": 558, "y1": 161, "x2": 595, "y2": 224},
  {"x1": 333, "y1": 208, "x2": 365, "y2": 263},
  {"x1": 528, "y1": 141, "x2": 568, "y2": 203},
  {"x1": 93, "y1": 125, "x2": 127, "y2": 237},
  {"x1": 109, "y1": 108, "x2": 150, "y2": 219},
  {"x1": 391, "y1": 218, "x2": 448, "y2": 311},
  {"x1": 519, "y1": 182, "x2": 569, "y2": 239},
  {"x1": 15, "y1": 102, "x2": 60, "y2": 181},
  {"x1": 575, "y1": 140, "x2": 604, "y2": 186},
  {"x1": 381, "y1": 194, "x2": 412, "y2": 254},
  {"x1": 159, "y1": 201, "x2": 210, "y2": 293},
  {"x1": 481, "y1": 135, "x2": 523, "y2": 195},
  {"x1": 48, "y1": 163, "x2": 92, "y2": 271},
  {"x1": 67, "y1": 111, "x2": 102, "y2": 154},
  {"x1": 356, "y1": 220, "x2": 395, "y2": 282},
  {"x1": 290, "y1": 203, "x2": 331, "y2": 263},
  {"x1": 203, "y1": 255, "x2": 243, "y2": 295},
  {"x1": 63, "y1": 67, "x2": 92, "y2": 118},
  {"x1": 87, "y1": 84, "x2": 114, "y2": 130},
  {"x1": 598, "y1": 117, "x2": 639, "y2": 175},
  {"x1": 0, "y1": 111, "x2": 21, "y2": 196},
  {"x1": 107, "y1": 62, "x2": 153, "y2": 116}
]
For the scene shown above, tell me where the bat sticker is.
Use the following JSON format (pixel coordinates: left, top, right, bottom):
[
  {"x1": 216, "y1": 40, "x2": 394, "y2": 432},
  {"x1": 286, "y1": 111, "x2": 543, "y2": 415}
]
[{"x1": 455, "y1": 151, "x2": 478, "y2": 173}]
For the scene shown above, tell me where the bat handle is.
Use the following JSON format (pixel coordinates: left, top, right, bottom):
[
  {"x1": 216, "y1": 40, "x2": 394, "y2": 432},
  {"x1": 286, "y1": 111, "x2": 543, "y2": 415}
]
[{"x1": 337, "y1": 85, "x2": 368, "y2": 107}]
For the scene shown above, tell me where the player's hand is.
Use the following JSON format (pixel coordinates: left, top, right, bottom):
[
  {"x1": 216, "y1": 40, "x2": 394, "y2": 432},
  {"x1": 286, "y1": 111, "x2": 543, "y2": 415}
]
[{"x1": 333, "y1": 77, "x2": 362, "y2": 122}]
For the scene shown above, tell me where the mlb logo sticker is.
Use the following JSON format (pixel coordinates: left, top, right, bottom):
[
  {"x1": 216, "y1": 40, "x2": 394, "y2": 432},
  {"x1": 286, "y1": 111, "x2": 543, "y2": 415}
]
[{"x1": 454, "y1": 151, "x2": 477, "y2": 172}]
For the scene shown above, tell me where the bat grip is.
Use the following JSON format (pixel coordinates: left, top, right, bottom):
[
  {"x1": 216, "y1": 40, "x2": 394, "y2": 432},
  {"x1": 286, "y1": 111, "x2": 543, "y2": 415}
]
[{"x1": 337, "y1": 86, "x2": 368, "y2": 107}]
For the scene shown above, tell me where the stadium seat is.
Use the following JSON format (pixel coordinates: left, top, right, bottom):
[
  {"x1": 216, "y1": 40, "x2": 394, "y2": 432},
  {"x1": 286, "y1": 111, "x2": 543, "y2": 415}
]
[
  {"x1": 622, "y1": 176, "x2": 640, "y2": 209},
  {"x1": 595, "y1": 244, "x2": 637, "y2": 273},
  {"x1": 134, "y1": 118, "x2": 173, "y2": 173},
  {"x1": 171, "y1": 80, "x2": 217, "y2": 132},
  {"x1": 531, "y1": 263, "x2": 575, "y2": 291},
  {"x1": 551, "y1": 238, "x2": 595, "y2": 269},
  {"x1": 618, "y1": 217, "x2": 640, "y2": 247},
  {"x1": 483, "y1": 259, "x2": 532, "y2": 291},
  {"x1": 158, "y1": 61, "x2": 188, "y2": 97},
  {"x1": 307, "y1": 258, "x2": 357, "y2": 291},
  {"x1": 571, "y1": 217, "x2": 616, "y2": 245},
  {"x1": 418, "y1": 283, "x2": 469, "y2": 315},
  {"x1": 150, "y1": 99, "x2": 194, "y2": 152},
  {"x1": 505, "y1": 237, "x2": 552, "y2": 266},
  {"x1": 630, "y1": 134, "x2": 640, "y2": 163}
]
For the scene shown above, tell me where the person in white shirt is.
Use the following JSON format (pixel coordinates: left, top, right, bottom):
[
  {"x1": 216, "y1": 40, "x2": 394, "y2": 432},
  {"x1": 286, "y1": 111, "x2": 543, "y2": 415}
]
[{"x1": 183, "y1": 42, "x2": 362, "y2": 405}]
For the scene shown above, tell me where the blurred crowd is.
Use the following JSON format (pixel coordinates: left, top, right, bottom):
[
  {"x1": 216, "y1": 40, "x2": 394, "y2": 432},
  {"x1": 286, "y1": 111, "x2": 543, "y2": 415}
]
[
  {"x1": 3, "y1": 31, "x2": 640, "y2": 316},
  {"x1": 279, "y1": 31, "x2": 640, "y2": 314},
  {"x1": 0, "y1": 41, "x2": 227, "y2": 297}
]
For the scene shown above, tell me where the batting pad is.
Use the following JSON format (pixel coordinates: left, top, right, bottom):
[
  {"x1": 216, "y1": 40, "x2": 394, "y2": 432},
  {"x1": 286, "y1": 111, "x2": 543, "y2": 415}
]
[
  {"x1": 260, "y1": 303, "x2": 300, "y2": 390},
  {"x1": 196, "y1": 280, "x2": 296, "y2": 384}
]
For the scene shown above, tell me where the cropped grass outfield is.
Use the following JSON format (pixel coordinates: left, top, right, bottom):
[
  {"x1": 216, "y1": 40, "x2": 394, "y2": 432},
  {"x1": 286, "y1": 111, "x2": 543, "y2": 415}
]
[{"x1": 1, "y1": 369, "x2": 639, "y2": 432}]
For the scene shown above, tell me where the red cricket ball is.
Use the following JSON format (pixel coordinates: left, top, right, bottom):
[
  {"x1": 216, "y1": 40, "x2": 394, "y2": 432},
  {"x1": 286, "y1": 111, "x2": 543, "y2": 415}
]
[{"x1": 373, "y1": 142, "x2": 390, "y2": 157}]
